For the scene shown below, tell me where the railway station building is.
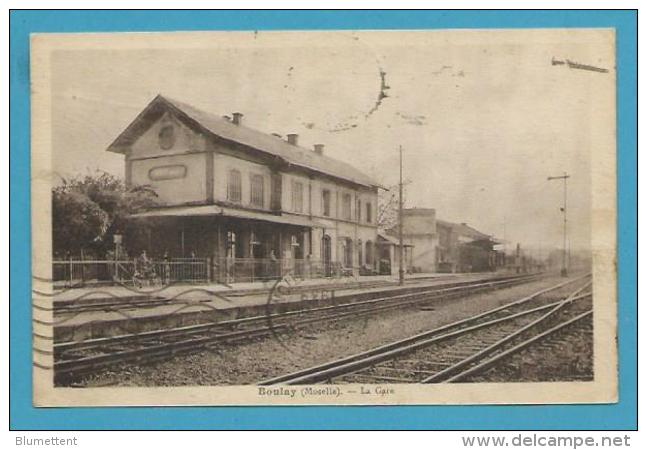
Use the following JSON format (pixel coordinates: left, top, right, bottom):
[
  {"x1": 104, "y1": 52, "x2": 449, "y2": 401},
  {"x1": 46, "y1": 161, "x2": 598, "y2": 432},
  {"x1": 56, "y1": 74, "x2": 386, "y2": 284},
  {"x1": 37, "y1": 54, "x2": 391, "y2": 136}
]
[{"x1": 107, "y1": 95, "x2": 383, "y2": 283}]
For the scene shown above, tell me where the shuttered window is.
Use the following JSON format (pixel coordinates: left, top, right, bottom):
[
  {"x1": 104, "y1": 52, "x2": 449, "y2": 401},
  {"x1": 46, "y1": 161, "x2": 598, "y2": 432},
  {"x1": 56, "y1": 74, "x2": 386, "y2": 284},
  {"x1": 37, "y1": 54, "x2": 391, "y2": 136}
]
[
  {"x1": 366, "y1": 240, "x2": 374, "y2": 266},
  {"x1": 344, "y1": 238, "x2": 353, "y2": 267},
  {"x1": 270, "y1": 172, "x2": 282, "y2": 211},
  {"x1": 322, "y1": 189, "x2": 331, "y2": 217},
  {"x1": 250, "y1": 174, "x2": 264, "y2": 208},
  {"x1": 292, "y1": 181, "x2": 304, "y2": 213},
  {"x1": 227, "y1": 169, "x2": 242, "y2": 203},
  {"x1": 342, "y1": 193, "x2": 352, "y2": 220}
]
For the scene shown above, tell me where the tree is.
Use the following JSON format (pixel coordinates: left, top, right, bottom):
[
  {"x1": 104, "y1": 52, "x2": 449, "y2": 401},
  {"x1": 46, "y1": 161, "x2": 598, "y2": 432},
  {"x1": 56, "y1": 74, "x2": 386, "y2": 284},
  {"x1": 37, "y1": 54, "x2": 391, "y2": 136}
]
[
  {"x1": 376, "y1": 182, "x2": 409, "y2": 230},
  {"x1": 52, "y1": 171, "x2": 159, "y2": 257},
  {"x1": 377, "y1": 187, "x2": 398, "y2": 230},
  {"x1": 52, "y1": 190, "x2": 110, "y2": 256}
]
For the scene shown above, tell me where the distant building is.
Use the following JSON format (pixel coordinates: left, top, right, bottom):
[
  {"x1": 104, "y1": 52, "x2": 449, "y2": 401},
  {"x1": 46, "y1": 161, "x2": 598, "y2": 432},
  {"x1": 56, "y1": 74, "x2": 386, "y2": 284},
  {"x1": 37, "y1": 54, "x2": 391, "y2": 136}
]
[
  {"x1": 436, "y1": 220, "x2": 500, "y2": 273},
  {"x1": 388, "y1": 208, "x2": 439, "y2": 272},
  {"x1": 107, "y1": 95, "x2": 383, "y2": 282},
  {"x1": 376, "y1": 233, "x2": 415, "y2": 275},
  {"x1": 388, "y1": 208, "x2": 501, "y2": 273}
]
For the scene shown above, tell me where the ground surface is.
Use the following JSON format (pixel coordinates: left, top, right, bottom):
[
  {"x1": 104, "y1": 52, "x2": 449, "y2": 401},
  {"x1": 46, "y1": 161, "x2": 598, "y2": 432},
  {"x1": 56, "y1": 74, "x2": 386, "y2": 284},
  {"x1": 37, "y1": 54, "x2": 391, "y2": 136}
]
[{"x1": 77, "y1": 275, "x2": 591, "y2": 386}]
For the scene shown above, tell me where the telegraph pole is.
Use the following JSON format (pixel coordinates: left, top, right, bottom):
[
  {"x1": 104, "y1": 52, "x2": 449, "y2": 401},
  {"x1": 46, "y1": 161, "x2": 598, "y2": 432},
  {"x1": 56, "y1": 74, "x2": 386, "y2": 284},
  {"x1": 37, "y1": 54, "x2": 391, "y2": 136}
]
[
  {"x1": 547, "y1": 172, "x2": 570, "y2": 277},
  {"x1": 502, "y1": 216, "x2": 507, "y2": 268},
  {"x1": 398, "y1": 145, "x2": 405, "y2": 286}
]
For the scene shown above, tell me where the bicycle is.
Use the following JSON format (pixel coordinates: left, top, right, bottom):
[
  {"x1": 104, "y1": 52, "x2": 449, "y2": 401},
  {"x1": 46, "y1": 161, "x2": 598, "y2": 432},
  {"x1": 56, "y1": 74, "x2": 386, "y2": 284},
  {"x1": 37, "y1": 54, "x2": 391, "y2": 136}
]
[{"x1": 132, "y1": 267, "x2": 161, "y2": 289}]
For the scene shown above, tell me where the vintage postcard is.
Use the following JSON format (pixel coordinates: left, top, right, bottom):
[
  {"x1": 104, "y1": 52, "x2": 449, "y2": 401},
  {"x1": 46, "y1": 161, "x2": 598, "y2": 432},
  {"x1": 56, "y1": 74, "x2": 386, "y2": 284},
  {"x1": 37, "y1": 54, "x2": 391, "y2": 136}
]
[{"x1": 30, "y1": 29, "x2": 616, "y2": 406}]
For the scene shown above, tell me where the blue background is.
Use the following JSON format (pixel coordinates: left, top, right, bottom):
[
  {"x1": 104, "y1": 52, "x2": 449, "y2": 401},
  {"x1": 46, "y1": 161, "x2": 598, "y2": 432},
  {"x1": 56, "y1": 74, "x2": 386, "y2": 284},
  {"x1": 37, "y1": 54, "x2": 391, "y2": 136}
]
[{"x1": 9, "y1": 10, "x2": 637, "y2": 430}]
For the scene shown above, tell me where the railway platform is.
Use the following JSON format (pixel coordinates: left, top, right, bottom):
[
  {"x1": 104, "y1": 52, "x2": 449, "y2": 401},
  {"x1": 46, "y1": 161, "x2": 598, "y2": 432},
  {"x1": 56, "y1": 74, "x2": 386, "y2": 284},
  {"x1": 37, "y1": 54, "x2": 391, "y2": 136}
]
[
  {"x1": 51, "y1": 272, "x2": 454, "y2": 303},
  {"x1": 50, "y1": 271, "x2": 554, "y2": 384},
  {"x1": 48, "y1": 272, "x2": 510, "y2": 342}
]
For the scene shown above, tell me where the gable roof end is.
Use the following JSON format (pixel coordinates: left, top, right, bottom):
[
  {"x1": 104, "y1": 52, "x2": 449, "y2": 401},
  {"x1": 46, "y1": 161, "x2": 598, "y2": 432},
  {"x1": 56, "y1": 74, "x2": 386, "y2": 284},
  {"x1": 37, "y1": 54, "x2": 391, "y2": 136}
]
[{"x1": 107, "y1": 95, "x2": 379, "y2": 188}]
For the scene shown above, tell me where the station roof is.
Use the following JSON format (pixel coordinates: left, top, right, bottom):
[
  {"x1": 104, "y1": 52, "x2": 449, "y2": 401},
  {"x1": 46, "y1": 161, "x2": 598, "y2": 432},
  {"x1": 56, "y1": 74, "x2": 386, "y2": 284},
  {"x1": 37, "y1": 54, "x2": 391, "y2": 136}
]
[
  {"x1": 107, "y1": 94, "x2": 380, "y2": 189},
  {"x1": 436, "y1": 219, "x2": 502, "y2": 244},
  {"x1": 402, "y1": 208, "x2": 436, "y2": 216},
  {"x1": 130, "y1": 204, "x2": 324, "y2": 229}
]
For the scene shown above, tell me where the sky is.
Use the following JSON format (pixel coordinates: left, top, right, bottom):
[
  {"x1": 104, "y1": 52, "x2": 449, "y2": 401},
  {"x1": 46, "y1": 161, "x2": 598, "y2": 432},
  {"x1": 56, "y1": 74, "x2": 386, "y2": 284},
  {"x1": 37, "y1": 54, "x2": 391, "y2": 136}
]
[{"x1": 50, "y1": 30, "x2": 615, "y2": 253}]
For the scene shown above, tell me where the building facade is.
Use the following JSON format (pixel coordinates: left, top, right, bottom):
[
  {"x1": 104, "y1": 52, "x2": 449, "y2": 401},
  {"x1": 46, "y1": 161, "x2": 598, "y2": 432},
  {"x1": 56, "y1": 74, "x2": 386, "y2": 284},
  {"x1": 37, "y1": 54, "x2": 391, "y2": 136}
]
[
  {"x1": 108, "y1": 95, "x2": 382, "y2": 282},
  {"x1": 389, "y1": 208, "x2": 439, "y2": 273},
  {"x1": 390, "y1": 208, "x2": 501, "y2": 274},
  {"x1": 436, "y1": 220, "x2": 500, "y2": 273},
  {"x1": 376, "y1": 233, "x2": 415, "y2": 275}
]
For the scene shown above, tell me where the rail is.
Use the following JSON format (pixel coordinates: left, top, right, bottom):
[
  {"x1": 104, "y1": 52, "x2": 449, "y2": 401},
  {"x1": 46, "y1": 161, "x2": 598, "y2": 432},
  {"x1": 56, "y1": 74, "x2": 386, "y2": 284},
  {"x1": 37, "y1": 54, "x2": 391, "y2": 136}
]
[{"x1": 259, "y1": 274, "x2": 591, "y2": 385}]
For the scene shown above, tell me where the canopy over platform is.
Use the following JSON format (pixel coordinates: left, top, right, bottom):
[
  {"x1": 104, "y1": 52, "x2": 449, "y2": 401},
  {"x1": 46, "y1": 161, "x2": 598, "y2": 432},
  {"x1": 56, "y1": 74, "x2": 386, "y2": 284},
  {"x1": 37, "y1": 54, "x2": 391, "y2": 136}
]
[
  {"x1": 130, "y1": 204, "x2": 324, "y2": 229},
  {"x1": 377, "y1": 232, "x2": 415, "y2": 247}
]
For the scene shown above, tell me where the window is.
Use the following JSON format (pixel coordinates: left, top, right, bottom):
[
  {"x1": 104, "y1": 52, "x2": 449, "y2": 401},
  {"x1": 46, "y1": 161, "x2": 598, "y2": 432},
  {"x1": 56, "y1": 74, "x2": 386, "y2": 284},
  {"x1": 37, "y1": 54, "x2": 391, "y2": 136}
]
[
  {"x1": 271, "y1": 173, "x2": 282, "y2": 211},
  {"x1": 292, "y1": 180, "x2": 304, "y2": 213},
  {"x1": 365, "y1": 240, "x2": 374, "y2": 267},
  {"x1": 343, "y1": 238, "x2": 353, "y2": 267},
  {"x1": 250, "y1": 174, "x2": 264, "y2": 208},
  {"x1": 342, "y1": 193, "x2": 352, "y2": 220},
  {"x1": 227, "y1": 169, "x2": 242, "y2": 203},
  {"x1": 250, "y1": 230, "x2": 262, "y2": 258},
  {"x1": 158, "y1": 125, "x2": 176, "y2": 150},
  {"x1": 366, "y1": 202, "x2": 373, "y2": 223},
  {"x1": 322, "y1": 189, "x2": 331, "y2": 217},
  {"x1": 357, "y1": 239, "x2": 363, "y2": 267},
  {"x1": 357, "y1": 200, "x2": 362, "y2": 222},
  {"x1": 226, "y1": 231, "x2": 240, "y2": 258}
]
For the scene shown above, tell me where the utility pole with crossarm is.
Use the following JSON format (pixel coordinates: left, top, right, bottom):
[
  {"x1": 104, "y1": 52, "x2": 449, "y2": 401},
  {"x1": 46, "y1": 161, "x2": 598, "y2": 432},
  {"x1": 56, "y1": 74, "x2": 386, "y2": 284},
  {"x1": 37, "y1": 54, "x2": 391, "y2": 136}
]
[{"x1": 398, "y1": 145, "x2": 405, "y2": 286}]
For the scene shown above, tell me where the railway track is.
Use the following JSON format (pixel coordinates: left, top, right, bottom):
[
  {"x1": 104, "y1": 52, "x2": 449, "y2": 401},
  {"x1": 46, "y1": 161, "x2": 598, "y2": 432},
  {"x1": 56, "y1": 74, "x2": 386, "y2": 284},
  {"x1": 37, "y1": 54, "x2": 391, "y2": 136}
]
[
  {"x1": 53, "y1": 273, "x2": 543, "y2": 383},
  {"x1": 259, "y1": 274, "x2": 592, "y2": 385},
  {"x1": 461, "y1": 310, "x2": 594, "y2": 383}
]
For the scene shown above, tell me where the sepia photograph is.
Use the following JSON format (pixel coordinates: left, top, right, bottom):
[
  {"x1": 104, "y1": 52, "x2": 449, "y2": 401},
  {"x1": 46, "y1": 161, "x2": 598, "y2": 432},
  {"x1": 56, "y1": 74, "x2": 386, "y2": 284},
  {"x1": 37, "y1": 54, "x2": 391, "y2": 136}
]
[{"x1": 30, "y1": 29, "x2": 617, "y2": 406}]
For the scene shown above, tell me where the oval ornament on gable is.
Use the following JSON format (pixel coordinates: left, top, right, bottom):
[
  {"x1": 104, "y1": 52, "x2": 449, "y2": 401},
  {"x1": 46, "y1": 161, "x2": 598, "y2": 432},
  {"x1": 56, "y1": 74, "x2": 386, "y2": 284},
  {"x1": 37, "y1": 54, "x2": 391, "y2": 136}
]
[
  {"x1": 148, "y1": 164, "x2": 187, "y2": 181},
  {"x1": 158, "y1": 125, "x2": 176, "y2": 150}
]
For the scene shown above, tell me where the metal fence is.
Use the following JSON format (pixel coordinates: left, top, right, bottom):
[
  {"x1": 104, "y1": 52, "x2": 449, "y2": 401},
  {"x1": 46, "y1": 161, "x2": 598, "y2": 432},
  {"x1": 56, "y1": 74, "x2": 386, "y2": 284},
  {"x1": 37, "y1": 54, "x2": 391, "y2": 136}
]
[
  {"x1": 52, "y1": 258, "x2": 210, "y2": 287},
  {"x1": 52, "y1": 257, "x2": 350, "y2": 287},
  {"x1": 152, "y1": 259, "x2": 209, "y2": 284}
]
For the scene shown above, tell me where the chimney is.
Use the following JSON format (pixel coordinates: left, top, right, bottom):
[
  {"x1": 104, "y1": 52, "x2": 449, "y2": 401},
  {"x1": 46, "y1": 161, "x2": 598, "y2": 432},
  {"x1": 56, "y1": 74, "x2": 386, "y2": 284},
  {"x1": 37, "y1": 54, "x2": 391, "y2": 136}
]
[
  {"x1": 313, "y1": 144, "x2": 324, "y2": 155},
  {"x1": 287, "y1": 133, "x2": 299, "y2": 145},
  {"x1": 232, "y1": 112, "x2": 243, "y2": 125}
]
